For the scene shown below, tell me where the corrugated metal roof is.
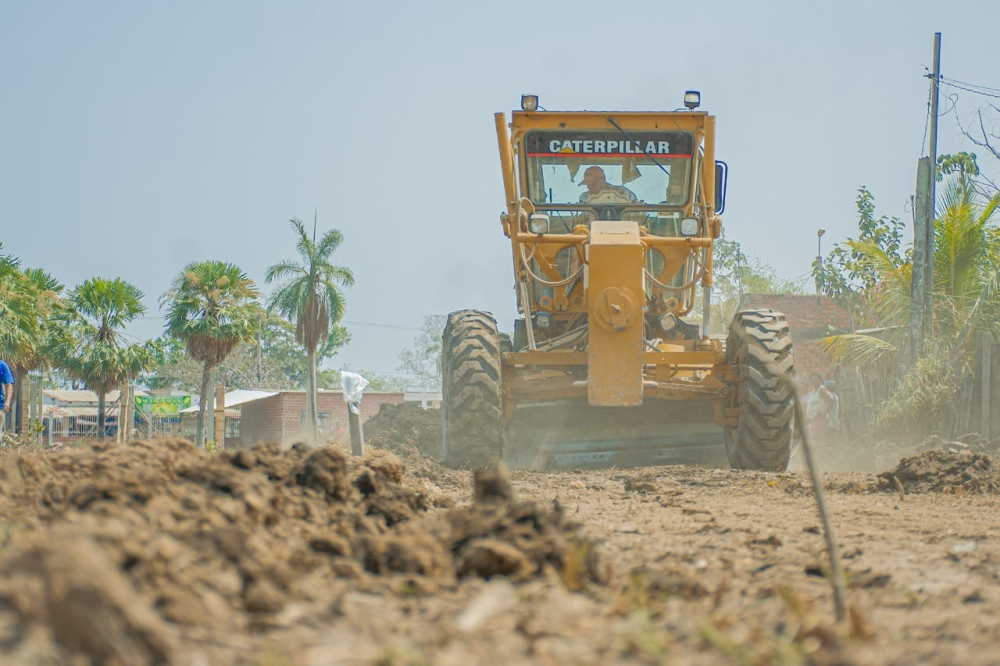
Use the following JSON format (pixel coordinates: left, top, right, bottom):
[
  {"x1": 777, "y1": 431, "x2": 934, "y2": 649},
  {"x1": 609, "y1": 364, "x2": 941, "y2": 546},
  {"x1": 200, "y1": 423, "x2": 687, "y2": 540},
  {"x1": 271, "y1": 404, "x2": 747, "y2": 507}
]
[
  {"x1": 180, "y1": 389, "x2": 279, "y2": 413},
  {"x1": 43, "y1": 405, "x2": 120, "y2": 417},
  {"x1": 43, "y1": 389, "x2": 121, "y2": 404}
]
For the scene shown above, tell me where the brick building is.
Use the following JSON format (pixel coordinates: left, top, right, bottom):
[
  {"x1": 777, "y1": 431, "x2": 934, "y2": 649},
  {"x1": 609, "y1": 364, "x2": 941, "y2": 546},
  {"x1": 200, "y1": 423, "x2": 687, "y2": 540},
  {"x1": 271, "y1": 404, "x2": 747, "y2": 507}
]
[
  {"x1": 238, "y1": 390, "x2": 405, "y2": 448},
  {"x1": 738, "y1": 294, "x2": 854, "y2": 380}
]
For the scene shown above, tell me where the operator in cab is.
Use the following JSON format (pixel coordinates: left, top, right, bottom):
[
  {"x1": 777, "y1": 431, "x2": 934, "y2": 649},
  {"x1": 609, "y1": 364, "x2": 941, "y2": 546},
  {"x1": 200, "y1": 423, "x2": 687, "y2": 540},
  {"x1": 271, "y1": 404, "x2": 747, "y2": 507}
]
[{"x1": 578, "y1": 166, "x2": 638, "y2": 204}]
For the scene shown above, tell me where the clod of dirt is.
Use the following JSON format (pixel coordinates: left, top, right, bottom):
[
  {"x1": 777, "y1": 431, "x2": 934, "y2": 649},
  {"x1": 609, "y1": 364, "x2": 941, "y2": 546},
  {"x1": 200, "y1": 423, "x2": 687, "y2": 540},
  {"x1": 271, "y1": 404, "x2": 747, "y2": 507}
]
[
  {"x1": 878, "y1": 449, "x2": 1000, "y2": 494},
  {"x1": 623, "y1": 471, "x2": 660, "y2": 494},
  {"x1": 473, "y1": 467, "x2": 514, "y2": 502},
  {"x1": 0, "y1": 437, "x2": 598, "y2": 663},
  {"x1": 447, "y1": 467, "x2": 602, "y2": 583},
  {"x1": 0, "y1": 528, "x2": 180, "y2": 664}
]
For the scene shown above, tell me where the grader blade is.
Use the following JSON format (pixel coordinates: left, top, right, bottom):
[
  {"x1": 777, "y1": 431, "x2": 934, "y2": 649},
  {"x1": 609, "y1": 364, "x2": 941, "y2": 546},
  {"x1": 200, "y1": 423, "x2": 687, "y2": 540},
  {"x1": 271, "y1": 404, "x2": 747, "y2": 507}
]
[{"x1": 504, "y1": 399, "x2": 728, "y2": 470}]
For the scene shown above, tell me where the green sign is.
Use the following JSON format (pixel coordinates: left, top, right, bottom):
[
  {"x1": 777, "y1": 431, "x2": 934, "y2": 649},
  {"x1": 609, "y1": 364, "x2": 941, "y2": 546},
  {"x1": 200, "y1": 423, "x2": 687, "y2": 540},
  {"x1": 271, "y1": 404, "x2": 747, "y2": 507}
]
[{"x1": 135, "y1": 395, "x2": 192, "y2": 416}]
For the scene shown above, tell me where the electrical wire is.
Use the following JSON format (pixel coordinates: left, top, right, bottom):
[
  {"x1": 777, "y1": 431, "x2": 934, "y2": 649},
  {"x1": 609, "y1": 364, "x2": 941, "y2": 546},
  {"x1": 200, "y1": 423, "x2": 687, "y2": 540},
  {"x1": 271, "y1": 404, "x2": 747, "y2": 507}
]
[
  {"x1": 938, "y1": 77, "x2": 1000, "y2": 100},
  {"x1": 919, "y1": 78, "x2": 932, "y2": 158},
  {"x1": 940, "y1": 75, "x2": 1000, "y2": 95}
]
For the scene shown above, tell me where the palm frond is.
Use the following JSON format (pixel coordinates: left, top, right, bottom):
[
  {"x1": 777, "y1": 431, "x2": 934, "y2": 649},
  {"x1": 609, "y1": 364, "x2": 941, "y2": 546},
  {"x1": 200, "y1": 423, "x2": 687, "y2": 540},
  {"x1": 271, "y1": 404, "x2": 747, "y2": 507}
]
[{"x1": 821, "y1": 333, "x2": 899, "y2": 366}]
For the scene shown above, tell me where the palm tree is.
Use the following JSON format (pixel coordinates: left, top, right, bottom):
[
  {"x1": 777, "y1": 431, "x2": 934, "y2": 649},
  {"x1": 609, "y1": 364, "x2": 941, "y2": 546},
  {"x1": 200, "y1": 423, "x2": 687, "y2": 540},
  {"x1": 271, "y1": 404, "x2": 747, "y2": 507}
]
[
  {"x1": 823, "y1": 175, "x2": 1000, "y2": 366},
  {"x1": 266, "y1": 218, "x2": 354, "y2": 445},
  {"x1": 50, "y1": 277, "x2": 156, "y2": 441},
  {"x1": 931, "y1": 175, "x2": 1000, "y2": 346},
  {"x1": 0, "y1": 248, "x2": 37, "y2": 370},
  {"x1": 162, "y1": 261, "x2": 262, "y2": 448},
  {"x1": 0, "y1": 248, "x2": 65, "y2": 434},
  {"x1": 8, "y1": 268, "x2": 64, "y2": 433},
  {"x1": 820, "y1": 174, "x2": 1000, "y2": 437}
]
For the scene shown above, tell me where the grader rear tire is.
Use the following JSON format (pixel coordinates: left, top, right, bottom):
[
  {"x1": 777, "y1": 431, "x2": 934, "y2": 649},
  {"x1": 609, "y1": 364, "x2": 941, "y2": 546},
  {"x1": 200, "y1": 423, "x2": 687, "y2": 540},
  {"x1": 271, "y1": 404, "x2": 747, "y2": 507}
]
[
  {"x1": 441, "y1": 310, "x2": 504, "y2": 468},
  {"x1": 725, "y1": 309, "x2": 795, "y2": 471}
]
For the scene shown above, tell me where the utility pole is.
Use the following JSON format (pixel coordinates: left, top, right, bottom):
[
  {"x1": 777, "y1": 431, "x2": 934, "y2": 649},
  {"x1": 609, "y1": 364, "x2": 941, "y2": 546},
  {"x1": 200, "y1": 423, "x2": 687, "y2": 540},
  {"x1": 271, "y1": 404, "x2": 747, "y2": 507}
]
[
  {"x1": 910, "y1": 33, "x2": 942, "y2": 364},
  {"x1": 925, "y1": 32, "x2": 941, "y2": 320},
  {"x1": 910, "y1": 158, "x2": 932, "y2": 362}
]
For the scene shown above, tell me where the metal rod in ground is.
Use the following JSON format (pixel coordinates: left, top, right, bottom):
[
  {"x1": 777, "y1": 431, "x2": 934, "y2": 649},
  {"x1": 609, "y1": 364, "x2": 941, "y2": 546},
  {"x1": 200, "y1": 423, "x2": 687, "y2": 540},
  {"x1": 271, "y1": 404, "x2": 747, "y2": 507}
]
[
  {"x1": 348, "y1": 406, "x2": 365, "y2": 456},
  {"x1": 793, "y1": 388, "x2": 847, "y2": 623}
]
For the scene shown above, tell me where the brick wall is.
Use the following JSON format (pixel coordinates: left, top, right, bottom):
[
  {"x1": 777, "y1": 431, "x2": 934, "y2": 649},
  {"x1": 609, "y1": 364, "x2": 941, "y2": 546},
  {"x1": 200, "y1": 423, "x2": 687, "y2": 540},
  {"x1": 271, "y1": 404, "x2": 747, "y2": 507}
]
[
  {"x1": 239, "y1": 394, "x2": 284, "y2": 447},
  {"x1": 239, "y1": 391, "x2": 405, "y2": 448},
  {"x1": 738, "y1": 294, "x2": 853, "y2": 381}
]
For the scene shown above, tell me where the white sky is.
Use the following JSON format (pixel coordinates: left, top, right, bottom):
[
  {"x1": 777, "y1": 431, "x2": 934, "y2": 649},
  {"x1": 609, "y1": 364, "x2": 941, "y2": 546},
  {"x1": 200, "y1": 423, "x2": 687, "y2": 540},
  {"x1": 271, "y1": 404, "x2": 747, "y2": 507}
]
[{"x1": 2, "y1": 1, "x2": 999, "y2": 378}]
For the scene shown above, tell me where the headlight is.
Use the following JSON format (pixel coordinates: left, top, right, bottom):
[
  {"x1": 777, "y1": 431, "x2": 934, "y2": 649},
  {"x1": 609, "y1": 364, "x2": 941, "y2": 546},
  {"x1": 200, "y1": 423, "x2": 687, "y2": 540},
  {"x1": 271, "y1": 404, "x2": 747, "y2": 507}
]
[
  {"x1": 535, "y1": 313, "x2": 551, "y2": 329},
  {"x1": 521, "y1": 94, "x2": 539, "y2": 112},
  {"x1": 529, "y1": 214, "x2": 549, "y2": 235},
  {"x1": 683, "y1": 91, "x2": 701, "y2": 109},
  {"x1": 680, "y1": 218, "x2": 699, "y2": 236},
  {"x1": 658, "y1": 313, "x2": 678, "y2": 332}
]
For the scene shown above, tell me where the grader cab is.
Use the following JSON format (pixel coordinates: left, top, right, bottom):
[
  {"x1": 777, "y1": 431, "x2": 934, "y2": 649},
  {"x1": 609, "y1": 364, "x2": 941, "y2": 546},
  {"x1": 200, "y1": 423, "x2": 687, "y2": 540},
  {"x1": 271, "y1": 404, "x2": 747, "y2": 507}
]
[{"x1": 441, "y1": 93, "x2": 795, "y2": 470}]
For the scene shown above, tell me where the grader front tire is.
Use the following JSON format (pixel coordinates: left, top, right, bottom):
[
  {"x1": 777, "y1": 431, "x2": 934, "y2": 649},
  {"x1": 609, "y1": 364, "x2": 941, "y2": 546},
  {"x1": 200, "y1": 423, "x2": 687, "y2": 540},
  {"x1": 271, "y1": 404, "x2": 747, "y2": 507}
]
[
  {"x1": 725, "y1": 309, "x2": 795, "y2": 471},
  {"x1": 441, "y1": 310, "x2": 504, "y2": 468}
]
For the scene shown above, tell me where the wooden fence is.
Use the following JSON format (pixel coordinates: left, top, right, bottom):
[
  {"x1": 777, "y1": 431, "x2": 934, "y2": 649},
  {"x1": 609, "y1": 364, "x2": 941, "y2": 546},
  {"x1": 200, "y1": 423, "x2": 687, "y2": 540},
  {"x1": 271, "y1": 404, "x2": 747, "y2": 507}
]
[
  {"x1": 950, "y1": 333, "x2": 1000, "y2": 439},
  {"x1": 833, "y1": 333, "x2": 1000, "y2": 443}
]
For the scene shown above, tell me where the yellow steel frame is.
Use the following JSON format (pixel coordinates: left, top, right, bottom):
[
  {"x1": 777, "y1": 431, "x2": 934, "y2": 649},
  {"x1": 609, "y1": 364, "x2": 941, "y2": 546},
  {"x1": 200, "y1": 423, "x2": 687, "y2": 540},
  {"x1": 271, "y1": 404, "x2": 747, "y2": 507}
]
[{"x1": 494, "y1": 106, "x2": 731, "y2": 419}]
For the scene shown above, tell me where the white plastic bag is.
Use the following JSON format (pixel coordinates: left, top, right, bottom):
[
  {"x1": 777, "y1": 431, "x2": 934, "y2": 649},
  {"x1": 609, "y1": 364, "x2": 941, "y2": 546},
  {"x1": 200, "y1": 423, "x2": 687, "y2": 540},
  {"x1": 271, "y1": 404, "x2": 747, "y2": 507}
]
[{"x1": 340, "y1": 371, "x2": 369, "y2": 414}]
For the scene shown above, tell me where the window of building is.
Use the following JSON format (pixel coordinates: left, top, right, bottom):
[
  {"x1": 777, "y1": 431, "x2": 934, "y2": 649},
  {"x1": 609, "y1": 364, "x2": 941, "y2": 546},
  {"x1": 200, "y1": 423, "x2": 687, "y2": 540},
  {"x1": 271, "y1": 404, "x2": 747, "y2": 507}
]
[{"x1": 300, "y1": 411, "x2": 333, "y2": 435}]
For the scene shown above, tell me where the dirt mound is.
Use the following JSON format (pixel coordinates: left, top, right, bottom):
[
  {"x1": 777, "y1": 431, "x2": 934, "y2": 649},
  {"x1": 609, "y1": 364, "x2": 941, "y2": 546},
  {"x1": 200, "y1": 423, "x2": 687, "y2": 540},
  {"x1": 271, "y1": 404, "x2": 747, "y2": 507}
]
[
  {"x1": 0, "y1": 438, "x2": 598, "y2": 663},
  {"x1": 364, "y1": 403, "x2": 442, "y2": 460},
  {"x1": 878, "y1": 449, "x2": 1000, "y2": 494}
]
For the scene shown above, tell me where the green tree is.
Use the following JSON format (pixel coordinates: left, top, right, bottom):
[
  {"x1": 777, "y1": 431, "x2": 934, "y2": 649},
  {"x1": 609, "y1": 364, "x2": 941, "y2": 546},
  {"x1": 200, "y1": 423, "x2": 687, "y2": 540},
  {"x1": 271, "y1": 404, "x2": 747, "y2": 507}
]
[
  {"x1": 0, "y1": 251, "x2": 63, "y2": 374},
  {"x1": 49, "y1": 277, "x2": 156, "y2": 440},
  {"x1": 711, "y1": 229, "x2": 804, "y2": 330},
  {"x1": 819, "y1": 173, "x2": 1000, "y2": 437},
  {"x1": 7, "y1": 268, "x2": 64, "y2": 432},
  {"x1": 812, "y1": 186, "x2": 909, "y2": 313},
  {"x1": 144, "y1": 313, "x2": 349, "y2": 392},
  {"x1": 162, "y1": 261, "x2": 262, "y2": 448},
  {"x1": 266, "y1": 218, "x2": 354, "y2": 444},
  {"x1": 0, "y1": 250, "x2": 67, "y2": 432},
  {"x1": 397, "y1": 314, "x2": 446, "y2": 390}
]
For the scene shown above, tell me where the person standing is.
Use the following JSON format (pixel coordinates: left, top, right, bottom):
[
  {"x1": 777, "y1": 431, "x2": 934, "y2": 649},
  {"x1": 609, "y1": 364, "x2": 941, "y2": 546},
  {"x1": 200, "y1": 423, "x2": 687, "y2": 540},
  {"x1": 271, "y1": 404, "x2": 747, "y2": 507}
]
[
  {"x1": 0, "y1": 359, "x2": 14, "y2": 437},
  {"x1": 824, "y1": 380, "x2": 840, "y2": 432},
  {"x1": 805, "y1": 373, "x2": 834, "y2": 448}
]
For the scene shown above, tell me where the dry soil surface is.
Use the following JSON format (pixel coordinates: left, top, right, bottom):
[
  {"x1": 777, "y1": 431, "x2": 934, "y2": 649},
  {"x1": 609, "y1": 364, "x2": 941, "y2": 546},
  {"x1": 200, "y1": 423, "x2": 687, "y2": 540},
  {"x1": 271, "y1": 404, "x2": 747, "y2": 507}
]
[{"x1": 1, "y1": 436, "x2": 999, "y2": 665}]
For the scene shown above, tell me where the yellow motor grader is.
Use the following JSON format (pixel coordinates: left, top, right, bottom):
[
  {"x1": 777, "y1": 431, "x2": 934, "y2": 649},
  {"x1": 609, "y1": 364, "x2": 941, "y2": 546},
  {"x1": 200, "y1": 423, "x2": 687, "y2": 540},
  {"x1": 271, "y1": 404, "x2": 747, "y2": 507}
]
[{"x1": 441, "y1": 93, "x2": 794, "y2": 470}]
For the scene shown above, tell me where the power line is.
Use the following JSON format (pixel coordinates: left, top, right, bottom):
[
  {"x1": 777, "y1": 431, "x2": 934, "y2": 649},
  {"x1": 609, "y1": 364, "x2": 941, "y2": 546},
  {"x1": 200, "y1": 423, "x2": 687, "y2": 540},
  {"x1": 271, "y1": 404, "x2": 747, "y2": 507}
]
[
  {"x1": 920, "y1": 76, "x2": 932, "y2": 158},
  {"x1": 938, "y1": 77, "x2": 1000, "y2": 100},
  {"x1": 940, "y1": 75, "x2": 1000, "y2": 95}
]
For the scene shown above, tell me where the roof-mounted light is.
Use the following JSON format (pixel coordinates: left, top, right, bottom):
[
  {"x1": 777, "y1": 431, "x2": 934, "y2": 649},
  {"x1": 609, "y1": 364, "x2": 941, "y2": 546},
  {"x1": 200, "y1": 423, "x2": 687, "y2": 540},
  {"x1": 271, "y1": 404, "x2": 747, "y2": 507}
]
[
  {"x1": 521, "y1": 94, "x2": 539, "y2": 112},
  {"x1": 683, "y1": 90, "x2": 701, "y2": 110}
]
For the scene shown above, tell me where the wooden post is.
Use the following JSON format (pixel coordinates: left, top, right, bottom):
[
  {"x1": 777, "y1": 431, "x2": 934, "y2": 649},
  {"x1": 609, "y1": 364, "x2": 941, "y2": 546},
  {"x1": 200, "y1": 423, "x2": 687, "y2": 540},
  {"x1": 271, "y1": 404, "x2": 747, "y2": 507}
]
[
  {"x1": 15, "y1": 374, "x2": 27, "y2": 436},
  {"x1": 125, "y1": 384, "x2": 135, "y2": 441},
  {"x1": 214, "y1": 384, "x2": 226, "y2": 450},
  {"x1": 982, "y1": 334, "x2": 993, "y2": 439},
  {"x1": 348, "y1": 405, "x2": 365, "y2": 456},
  {"x1": 29, "y1": 375, "x2": 39, "y2": 442},
  {"x1": 117, "y1": 382, "x2": 126, "y2": 442}
]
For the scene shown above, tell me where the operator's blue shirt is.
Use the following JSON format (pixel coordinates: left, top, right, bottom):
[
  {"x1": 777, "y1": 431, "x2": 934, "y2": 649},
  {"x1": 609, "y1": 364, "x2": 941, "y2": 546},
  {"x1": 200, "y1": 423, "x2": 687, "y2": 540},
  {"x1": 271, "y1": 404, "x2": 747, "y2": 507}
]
[{"x1": 0, "y1": 361, "x2": 14, "y2": 410}]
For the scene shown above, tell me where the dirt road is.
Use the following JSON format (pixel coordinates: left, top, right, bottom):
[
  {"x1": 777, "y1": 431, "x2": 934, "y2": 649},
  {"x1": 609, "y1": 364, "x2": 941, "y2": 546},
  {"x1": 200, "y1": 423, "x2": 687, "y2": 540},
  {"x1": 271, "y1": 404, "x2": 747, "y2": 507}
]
[{"x1": 1, "y1": 435, "x2": 998, "y2": 665}]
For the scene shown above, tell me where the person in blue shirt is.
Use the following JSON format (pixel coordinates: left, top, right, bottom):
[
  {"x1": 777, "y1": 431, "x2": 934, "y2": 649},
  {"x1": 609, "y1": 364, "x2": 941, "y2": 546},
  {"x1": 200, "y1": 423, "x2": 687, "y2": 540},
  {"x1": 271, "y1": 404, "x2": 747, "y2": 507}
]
[{"x1": 0, "y1": 360, "x2": 13, "y2": 434}]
